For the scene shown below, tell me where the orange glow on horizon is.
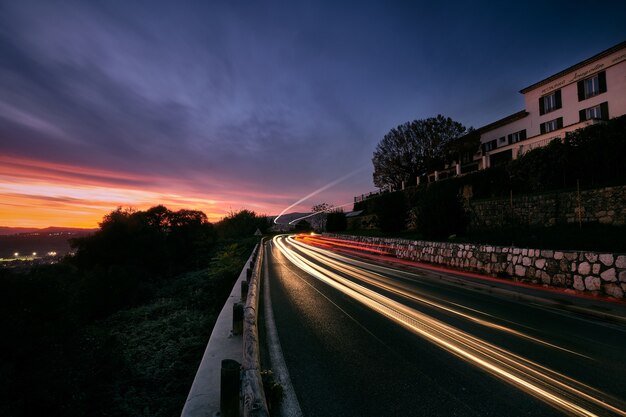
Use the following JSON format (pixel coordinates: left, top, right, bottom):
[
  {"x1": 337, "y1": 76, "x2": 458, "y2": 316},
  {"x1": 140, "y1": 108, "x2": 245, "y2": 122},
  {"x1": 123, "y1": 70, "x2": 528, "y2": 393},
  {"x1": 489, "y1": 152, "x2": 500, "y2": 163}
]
[{"x1": 0, "y1": 155, "x2": 304, "y2": 228}]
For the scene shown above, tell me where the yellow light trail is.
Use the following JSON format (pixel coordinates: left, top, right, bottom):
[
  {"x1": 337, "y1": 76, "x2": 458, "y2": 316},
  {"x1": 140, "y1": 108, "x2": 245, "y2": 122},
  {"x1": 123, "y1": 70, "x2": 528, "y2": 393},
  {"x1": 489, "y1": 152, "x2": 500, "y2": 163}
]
[
  {"x1": 273, "y1": 235, "x2": 626, "y2": 417},
  {"x1": 289, "y1": 236, "x2": 589, "y2": 358}
]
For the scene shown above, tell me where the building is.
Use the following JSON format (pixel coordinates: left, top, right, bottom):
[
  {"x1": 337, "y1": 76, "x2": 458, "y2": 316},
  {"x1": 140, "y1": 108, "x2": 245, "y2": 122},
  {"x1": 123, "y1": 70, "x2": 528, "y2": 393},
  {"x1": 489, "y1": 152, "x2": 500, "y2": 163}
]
[{"x1": 451, "y1": 40, "x2": 626, "y2": 175}]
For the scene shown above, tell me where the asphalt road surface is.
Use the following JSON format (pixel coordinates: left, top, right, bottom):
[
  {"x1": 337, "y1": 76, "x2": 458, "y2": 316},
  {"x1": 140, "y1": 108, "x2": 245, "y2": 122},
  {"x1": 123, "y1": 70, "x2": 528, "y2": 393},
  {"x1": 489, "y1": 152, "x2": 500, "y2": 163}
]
[{"x1": 264, "y1": 235, "x2": 626, "y2": 417}]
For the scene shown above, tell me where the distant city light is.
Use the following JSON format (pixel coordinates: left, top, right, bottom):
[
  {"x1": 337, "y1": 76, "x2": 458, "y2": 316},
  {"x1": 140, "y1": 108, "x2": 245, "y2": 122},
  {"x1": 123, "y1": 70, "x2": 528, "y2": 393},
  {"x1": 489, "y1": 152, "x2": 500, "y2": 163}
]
[
  {"x1": 32, "y1": 252, "x2": 37, "y2": 256},
  {"x1": 14, "y1": 252, "x2": 19, "y2": 257},
  {"x1": 47, "y1": 251, "x2": 57, "y2": 256}
]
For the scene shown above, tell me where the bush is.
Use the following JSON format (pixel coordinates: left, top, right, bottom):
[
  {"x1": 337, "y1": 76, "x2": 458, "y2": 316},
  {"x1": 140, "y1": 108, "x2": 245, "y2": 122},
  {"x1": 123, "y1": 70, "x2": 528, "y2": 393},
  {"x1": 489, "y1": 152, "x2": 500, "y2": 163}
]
[
  {"x1": 414, "y1": 182, "x2": 468, "y2": 239},
  {"x1": 326, "y1": 211, "x2": 347, "y2": 232},
  {"x1": 371, "y1": 191, "x2": 407, "y2": 233}
]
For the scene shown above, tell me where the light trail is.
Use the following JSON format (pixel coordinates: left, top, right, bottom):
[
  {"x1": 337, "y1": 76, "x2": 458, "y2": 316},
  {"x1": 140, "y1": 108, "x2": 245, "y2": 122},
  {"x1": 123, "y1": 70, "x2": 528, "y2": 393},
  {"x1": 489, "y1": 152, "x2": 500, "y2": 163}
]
[
  {"x1": 273, "y1": 234, "x2": 626, "y2": 417},
  {"x1": 273, "y1": 167, "x2": 366, "y2": 224},
  {"x1": 287, "y1": 202, "x2": 354, "y2": 225},
  {"x1": 288, "y1": 236, "x2": 589, "y2": 358}
]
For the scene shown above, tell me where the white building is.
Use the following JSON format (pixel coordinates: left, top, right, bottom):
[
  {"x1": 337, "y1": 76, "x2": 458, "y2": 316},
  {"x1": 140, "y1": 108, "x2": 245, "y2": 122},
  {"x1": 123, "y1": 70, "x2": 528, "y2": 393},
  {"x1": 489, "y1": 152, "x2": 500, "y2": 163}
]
[{"x1": 459, "y1": 40, "x2": 626, "y2": 173}]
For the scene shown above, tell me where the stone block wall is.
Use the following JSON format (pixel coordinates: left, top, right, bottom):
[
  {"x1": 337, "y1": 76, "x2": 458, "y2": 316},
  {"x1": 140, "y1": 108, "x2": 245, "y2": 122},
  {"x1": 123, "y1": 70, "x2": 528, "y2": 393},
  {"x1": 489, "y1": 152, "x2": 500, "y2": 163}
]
[
  {"x1": 467, "y1": 185, "x2": 626, "y2": 229},
  {"x1": 325, "y1": 234, "x2": 626, "y2": 299}
]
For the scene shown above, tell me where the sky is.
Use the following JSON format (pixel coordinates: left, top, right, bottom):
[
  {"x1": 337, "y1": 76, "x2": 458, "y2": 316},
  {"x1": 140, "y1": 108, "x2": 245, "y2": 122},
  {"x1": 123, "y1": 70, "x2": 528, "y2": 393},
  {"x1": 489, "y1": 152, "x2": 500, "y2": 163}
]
[{"x1": 1, "y1": 0, "x2": 625, "y2": 227}]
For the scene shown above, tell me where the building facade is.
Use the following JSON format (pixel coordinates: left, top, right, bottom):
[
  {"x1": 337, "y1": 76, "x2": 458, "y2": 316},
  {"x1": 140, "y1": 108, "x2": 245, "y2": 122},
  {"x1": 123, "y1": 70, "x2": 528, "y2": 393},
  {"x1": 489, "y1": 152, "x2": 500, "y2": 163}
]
[{"x1": 456, "y1": 41, "x2": 626, "y2": 174}]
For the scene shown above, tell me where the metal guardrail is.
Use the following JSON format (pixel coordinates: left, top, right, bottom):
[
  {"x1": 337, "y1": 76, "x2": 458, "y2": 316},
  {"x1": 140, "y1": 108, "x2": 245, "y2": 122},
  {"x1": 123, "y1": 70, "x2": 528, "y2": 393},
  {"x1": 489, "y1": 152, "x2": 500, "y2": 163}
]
[{"x1": 241, "y1": 241, "x2": 269, "y2": 417}]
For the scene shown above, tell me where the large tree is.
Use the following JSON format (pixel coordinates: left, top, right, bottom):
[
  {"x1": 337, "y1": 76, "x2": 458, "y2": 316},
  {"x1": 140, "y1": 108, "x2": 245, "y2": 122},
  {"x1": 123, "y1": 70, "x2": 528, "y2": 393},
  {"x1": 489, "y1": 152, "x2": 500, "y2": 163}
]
[{"x1": 372, "y1": 115, "x2": 468, "y2": 190}]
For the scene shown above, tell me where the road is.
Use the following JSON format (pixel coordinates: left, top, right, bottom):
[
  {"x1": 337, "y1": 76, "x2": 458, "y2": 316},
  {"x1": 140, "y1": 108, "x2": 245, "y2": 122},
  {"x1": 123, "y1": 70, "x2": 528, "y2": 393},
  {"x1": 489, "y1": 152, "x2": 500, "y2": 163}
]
[{"x1": 264, "y1": 234, "x2": 626, "y2": 417}]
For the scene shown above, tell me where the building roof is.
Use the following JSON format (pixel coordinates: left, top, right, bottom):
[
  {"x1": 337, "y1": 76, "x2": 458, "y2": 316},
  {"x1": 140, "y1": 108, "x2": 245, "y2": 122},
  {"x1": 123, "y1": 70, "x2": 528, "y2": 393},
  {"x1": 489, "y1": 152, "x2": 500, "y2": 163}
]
[
  {"x1": 520, "y1": 40, "x2": 626, "y2": 94},
  {"x1": 345, "y1": 210, "x2": 364, "y2": 218},
  {"x1": 477, "y1": 110, "x2": 528, "y2": 133}
]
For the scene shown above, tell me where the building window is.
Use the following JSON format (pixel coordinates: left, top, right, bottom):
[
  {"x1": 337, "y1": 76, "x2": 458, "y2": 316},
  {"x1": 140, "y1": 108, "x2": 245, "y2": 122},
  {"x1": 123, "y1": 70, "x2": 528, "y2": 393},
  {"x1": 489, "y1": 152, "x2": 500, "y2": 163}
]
[
  {"x1": 539, "y1": 90, "x2": 562, "y2": 115},
  {"x1": 540, "y1": 117, "x2": 563, "y2": 134},
  {"x1": 579, "y1": 102, "x2": 609, "y2": 121},
  {"x1": 507, "y1": 129, "x2": 527, "y2": 144},
  {"x1": 482, "y1": 139, "x2": 498, "y2": 152},
  {"x1": 498, "y1": 136, "x2": 506, "y2": 144},
  {"x1": 577, "y1": 71, "x2": 607, "y2": 101}
]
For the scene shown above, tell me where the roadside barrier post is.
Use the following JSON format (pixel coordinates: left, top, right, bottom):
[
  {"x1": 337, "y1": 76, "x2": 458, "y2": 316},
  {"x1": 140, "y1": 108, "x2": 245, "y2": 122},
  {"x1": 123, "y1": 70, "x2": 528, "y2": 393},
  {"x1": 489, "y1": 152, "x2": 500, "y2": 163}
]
[
  {"x1": 241, "y1": 280, "x2": 249, "y2": 302},
  {"x1": 232, "y1": 303, "x2": 243, "y2": 335},
  {"x1": 221, "y1": 359, "x2": 241, "y2": 417}
]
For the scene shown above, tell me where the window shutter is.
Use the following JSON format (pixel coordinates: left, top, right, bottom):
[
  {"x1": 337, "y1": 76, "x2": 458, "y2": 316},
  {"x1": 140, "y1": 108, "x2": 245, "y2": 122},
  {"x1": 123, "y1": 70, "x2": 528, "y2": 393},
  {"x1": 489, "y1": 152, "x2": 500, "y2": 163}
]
[
  {"x1": 579, "y1": 109, "x2": 587, "y2": 122},
  {"x1": 556, "y1": 117, "x2": 563, "y2": 129},
  {"x1": 507, "y1": 134, "x2": 512, "y2": 144},
  {"x1": 520, "y1": 130, "x2": 527, "y2": 141},
  {"x1": 540, "y1": 123, "x2": 546, "y2": 134},
  {"x1": 598, "y1": 71, "x2": 607, "y2": 94},
  {"x1": 577, "y1": 80, "x2": 585, "y2": 101},
  {"x1": 555, "y1": 90, "x2": 562, "y2": 109},
  {"x1": 539, "y1": 97, "x2": 545, "y2": 115},
  {"x1": 600, "y1": 102, "x2": 609, "y2": 120}
]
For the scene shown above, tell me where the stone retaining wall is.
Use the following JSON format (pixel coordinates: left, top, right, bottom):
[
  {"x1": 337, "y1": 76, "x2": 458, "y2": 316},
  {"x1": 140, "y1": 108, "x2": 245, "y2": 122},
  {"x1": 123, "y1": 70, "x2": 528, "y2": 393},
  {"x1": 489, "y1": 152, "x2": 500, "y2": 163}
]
[
  {"x1": 325, "y1": 234, "x2": 626, "y2": 299},
  {"x1": 467, "y1": 185, "x2": 626, "y2": 229}
]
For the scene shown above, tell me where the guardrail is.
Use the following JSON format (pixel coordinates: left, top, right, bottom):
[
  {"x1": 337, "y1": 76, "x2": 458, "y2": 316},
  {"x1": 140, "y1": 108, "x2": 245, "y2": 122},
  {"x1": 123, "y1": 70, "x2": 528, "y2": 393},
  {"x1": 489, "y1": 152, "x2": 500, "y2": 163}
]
[
  {"x1": 181, "y1": 241, "x2": 268, "y2": 417},
  {"x1": 241, "y1": 241, "x2": 269, "y2": 417}
]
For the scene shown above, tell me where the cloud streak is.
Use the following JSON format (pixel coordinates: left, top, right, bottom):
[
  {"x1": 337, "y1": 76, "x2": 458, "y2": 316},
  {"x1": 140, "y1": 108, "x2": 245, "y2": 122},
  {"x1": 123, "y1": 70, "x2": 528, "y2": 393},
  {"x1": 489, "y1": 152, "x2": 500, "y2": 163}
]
[{"x1": 0, "y1": 0, "x2": 625, "y2": 227}]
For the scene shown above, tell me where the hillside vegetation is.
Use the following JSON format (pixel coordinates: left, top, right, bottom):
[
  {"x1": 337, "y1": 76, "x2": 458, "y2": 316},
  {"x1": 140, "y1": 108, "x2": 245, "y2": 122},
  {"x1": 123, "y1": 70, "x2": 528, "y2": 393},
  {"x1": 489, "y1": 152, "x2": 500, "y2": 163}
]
[{"x1": 0, "y1": 206, "x2": 269, "y2": 417}]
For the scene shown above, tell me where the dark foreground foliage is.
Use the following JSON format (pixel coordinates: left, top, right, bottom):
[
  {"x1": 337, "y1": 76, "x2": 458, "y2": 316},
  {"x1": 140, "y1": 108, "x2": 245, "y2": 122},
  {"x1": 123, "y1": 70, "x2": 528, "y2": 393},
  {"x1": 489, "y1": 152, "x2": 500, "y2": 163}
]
[{"x1": 0, "y1": 206, "x2": 261, "y2": 417}]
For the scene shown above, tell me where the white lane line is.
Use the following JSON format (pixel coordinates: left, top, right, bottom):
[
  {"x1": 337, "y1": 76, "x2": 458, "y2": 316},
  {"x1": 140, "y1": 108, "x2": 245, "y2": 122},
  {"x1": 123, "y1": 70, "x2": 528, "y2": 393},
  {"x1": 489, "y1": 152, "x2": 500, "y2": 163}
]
[{"x1": 263, "y1": 241, "x2": 304, "y2": 417}]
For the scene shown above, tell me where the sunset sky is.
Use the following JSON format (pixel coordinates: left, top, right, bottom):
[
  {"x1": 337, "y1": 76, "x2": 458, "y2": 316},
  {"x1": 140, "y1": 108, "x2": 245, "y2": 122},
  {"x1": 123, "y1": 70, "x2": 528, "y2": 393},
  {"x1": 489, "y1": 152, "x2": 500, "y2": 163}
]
[{"x1": 1, "y1": 1, "x2": 625, "y2": 228}]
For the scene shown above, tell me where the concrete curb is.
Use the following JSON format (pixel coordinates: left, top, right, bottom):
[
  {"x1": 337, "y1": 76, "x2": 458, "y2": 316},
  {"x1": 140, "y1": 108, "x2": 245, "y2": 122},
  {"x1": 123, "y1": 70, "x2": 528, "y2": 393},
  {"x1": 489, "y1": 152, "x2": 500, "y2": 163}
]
[{"x1": 181, "y1": 245, "x2": 258, "y2": 417}]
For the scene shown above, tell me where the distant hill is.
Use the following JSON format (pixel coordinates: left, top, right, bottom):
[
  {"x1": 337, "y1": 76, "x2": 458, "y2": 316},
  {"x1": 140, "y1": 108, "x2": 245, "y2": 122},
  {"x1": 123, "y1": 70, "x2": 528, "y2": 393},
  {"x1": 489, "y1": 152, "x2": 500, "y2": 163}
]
[
  {"x1": 0, "y1": 227, "x2": 98, "y2": 257},
  {"x1": 271, "y1": 212, "x2": 312, "y2": 225},
  {"x1": 0, "y1": 226, "x2": 98, "y2": 236}
]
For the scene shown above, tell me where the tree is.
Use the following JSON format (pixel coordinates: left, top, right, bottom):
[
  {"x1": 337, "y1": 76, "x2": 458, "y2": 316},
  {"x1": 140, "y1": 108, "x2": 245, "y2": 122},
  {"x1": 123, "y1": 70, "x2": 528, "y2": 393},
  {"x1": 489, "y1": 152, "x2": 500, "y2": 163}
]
[
  {"x1": 372, "y1": 115, "x2": 468, "y2": 190},
  {"x1": 311, "y1": 202, "x2": 333, "y2": 231},
  {"x1": 294, "y1": 220, "x2": 312, "y2": 232},
  {"x1": 215, "y1": 209, "x2": 270, "y2": 239}
]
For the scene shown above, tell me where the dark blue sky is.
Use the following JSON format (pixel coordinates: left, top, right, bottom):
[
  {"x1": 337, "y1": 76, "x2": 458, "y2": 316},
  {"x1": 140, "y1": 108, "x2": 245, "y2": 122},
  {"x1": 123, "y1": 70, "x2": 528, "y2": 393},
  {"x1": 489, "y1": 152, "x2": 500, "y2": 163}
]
[{"x1": 1, "y1": 0, "x2": 625, "y2": 225}]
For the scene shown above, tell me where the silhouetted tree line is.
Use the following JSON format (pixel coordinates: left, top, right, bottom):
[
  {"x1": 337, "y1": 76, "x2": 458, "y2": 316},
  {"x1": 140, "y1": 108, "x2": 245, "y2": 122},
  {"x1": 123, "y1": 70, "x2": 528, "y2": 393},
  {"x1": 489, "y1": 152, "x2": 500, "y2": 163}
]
[{"x1": 0, "y1": 206, "x2": 269, "y2": 417}]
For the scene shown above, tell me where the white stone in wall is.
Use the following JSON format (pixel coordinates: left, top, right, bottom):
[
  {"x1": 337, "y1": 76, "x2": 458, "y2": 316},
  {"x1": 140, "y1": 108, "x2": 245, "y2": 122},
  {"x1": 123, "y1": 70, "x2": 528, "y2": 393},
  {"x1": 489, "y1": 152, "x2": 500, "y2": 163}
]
[
  {"x1": 573, "y1": 276, "x2": 585, "y2": 291},
  {"x1": 603, "y1": 283, "x2": 624, "y2": 298},
  {"x1": 578, "y1": 262, "x2": 591, "y2": 275},
  {"x1": 599, "y1": 254, "x2": 614, "y2": 266},
  {"x1": 585, "y1": 253, "x2": 598, "y2": 263},
  {"x1": 616, "y1": 256, "x2": 626, "y2": 269},
  {"x1": 585, "y1": 276, "x2": 601, "y2": 291},
  {"x1": 522, "y1": 257, "x2": 532, "y2": 266},
  {"x1": 620, "y1": 271, "x2": 626, "y2": 282},
  {"x1": 535, "y1": 259, "x2": 546, "y2": 269},
  {"x1": 564, "y1": 252, "x2": 578, "y2": 261},
  {"x1": 515, "y1": 265, "x2": 526, "y2": 276},
  {"x1": 601, "y1": 268, "x2": 617, "y2": 282},
  {"x1": 554, "y1": 251, "x2": 563, "y2": 260},
  {"x1": 541, "y1": 250, "x2": 554, "y2": 258}
]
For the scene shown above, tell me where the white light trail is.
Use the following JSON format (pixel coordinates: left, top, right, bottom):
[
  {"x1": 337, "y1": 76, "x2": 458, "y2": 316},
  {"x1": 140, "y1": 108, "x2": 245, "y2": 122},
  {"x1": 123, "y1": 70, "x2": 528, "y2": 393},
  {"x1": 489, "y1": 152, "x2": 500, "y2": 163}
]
[
  {"x1": 286, "y1": 202, "x2": 354, "y2": 225},
  {"x1": 273, "y1": 167, "x2": 366, "y2": 224},
  {"x1": 273, "y1": 235, "x2": 626, "y2": 417}
]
